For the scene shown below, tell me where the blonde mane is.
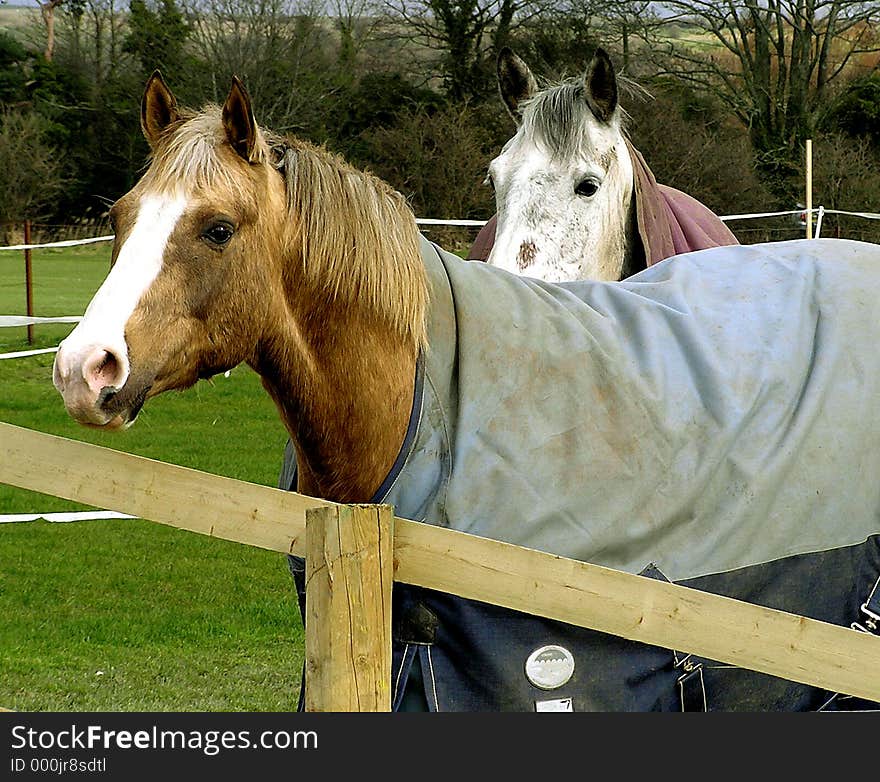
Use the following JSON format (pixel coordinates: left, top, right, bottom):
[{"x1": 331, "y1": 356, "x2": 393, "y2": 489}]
[{"x1": 277, "y1": 138, "x2": 428, "y2": 349}]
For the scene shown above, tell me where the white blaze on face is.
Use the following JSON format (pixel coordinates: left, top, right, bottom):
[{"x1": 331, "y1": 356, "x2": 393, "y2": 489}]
[{"x1": 53, "y1": 193, "x2": 188, "y2": 400}]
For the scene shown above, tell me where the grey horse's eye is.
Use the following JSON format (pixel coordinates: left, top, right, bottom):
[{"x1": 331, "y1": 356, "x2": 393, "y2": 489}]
[{"x1": 575, "y1": 178, "x2": 600, "y2": 198}]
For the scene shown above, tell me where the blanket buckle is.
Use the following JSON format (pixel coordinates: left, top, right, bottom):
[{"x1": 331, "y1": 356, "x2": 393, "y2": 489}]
[
  {"x1": 851, "y1": 576, "x2": 880, "y2": 636},
  {"x1": 851, "y1": 604, "x2": 879, "y2": 635}
]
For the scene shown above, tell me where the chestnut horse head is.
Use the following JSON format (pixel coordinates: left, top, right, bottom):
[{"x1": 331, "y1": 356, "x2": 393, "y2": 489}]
[{"x1": 53, "y1": 73, "x2": 428, "y2": 501}]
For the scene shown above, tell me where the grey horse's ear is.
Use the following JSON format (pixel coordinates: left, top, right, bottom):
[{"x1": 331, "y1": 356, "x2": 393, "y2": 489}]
[
  {"x1": 141, "y1": 70, "x2": 180, "y2": 150},
  {"x1": 497, "y1": 47, "x2": 537, "y2": 124},
  {"x1": 223, "y1": 76, "x2": 260, "y2": 163},
  {"x1": 584, "y1": 47, "x2": 618, "y2": 123}
]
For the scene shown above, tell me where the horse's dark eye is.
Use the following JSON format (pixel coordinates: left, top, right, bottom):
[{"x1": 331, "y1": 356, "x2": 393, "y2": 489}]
[
  {"x1": 575, "y1": 179, "x2": 600, "y2": 198},
  {"x1": 203, "y1": 223, "x2": 234, "y2": 246}
]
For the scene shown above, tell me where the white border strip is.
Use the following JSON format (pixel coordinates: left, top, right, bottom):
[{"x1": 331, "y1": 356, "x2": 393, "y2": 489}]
[
  {"x1": 0, "y1": 315, "x2": 81, "y2": 327},
  {"x1": 0, "y1": 235, "x2": 115, "y2": 252},
  {"x1": 0, "y1": 510, "x2": 136, "y2": 524},
  {"x1": 416, "y1": 219, "x2": 486, "y2": 227},
  {"x1": 823, "y1": 209, "x2": 880, "y2": 220},
  {"x1": 718, "y1": 209, "x2": 803, "y2": 221},
  {"x1": 0, "y1": 346, "x2": 59, "y2": 360}
]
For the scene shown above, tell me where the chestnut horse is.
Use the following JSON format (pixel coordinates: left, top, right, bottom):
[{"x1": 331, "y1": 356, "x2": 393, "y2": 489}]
[
  {"x1": 52, "y1": 74, "x2": 880, "y2": 712},
  {"x1": 53, "y1": 74, "x2": 425, "y2": 503}
]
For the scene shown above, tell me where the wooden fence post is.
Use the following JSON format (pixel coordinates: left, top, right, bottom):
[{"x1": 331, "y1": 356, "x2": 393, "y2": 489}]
[
  {"x1": 24, "y1": 220, "x2": 34, "y2": 344},
  {"x1": 304, "y1": 503, "x2": 394, "y2": 712}
]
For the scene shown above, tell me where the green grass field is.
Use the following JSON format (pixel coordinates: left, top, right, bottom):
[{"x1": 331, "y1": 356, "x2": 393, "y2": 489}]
[{"x1": 1, "y1": 244, "x2": 304, "y2": 711}]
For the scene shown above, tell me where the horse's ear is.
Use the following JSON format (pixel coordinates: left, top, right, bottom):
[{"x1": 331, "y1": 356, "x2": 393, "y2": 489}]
[
  {"x1": 141, "y1": 70, "x2": 180, "y2": 150},
  {"x1": 497, "y1": 47, "x2": 537, "y2": 124},
  {"x1": 584, "y1": 47, "x2": 618, "y2": 123},
  {"x1": 222, "y1": 76, "x2": 259, "y2": 163}
]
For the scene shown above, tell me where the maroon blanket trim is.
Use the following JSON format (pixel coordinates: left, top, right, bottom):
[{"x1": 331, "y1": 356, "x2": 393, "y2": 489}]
[
  {"x1": 467, "y1": 214, "x2": 497, "y2": 261},
  {"x1": 629, "y1": 140, "x2": 738, "y2": 268}
]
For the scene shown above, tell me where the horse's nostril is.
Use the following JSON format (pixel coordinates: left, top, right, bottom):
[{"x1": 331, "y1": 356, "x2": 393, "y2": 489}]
[
  {"x1": 83, "y1": 348, "x2": 125, "y2": 395},
  {"x1": 96, "y1": 352, "x2": 115, "y2": 377}
]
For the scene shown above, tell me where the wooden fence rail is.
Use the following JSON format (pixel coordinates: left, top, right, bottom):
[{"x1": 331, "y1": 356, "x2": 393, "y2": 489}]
[{"x1": 1, "y1": 421, "x2": 879, "y2": 709}]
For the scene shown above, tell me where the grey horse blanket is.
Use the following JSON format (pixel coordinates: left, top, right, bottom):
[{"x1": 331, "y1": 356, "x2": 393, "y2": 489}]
[
  {"x1": 468, "y1": 140, "x2": 739, "y2": 270},
  {"x1": 286, "y1": 236, "x2": 880, "y2": 711},
  {"x1": 397, "y1": 235, "x2": 880, "y2": 578}
]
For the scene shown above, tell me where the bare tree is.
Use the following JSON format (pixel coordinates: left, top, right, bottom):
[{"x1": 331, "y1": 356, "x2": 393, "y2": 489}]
[
  {"x1": 627, "y1": 83, "x2": 772, "y2": 219},
  {"x1": 39, "y1": 0, "x2": 68, "y2": 61},
  {"x1": 363, "y1": 102, "x2": 498, "y2": 245},
  {"x1": 0, "y1": 110, "x2": 67, "y2": 228},
  {"x1": 383, "y1": 0, "x2": 549, "y2": 101},
  {"x1": 495, "y1": 0, "x2": 658, "y2": 83},
  {"x1": 593, "y1": 1, "x2": 657, "y2": 73},
  {"x1": 330, "y1": 0, "x2": 384, "y2": 70},
  {"x1": 811, "y1": 131, "x2": 880, "y2": 241},
  {"x1": 650, "y1": 0, "x2": 880, "y2": 195},
  {"x1": 34, "y1": 0, "x2": 91, "y2": 62},
  {"x1": 182, "y1": 0, "x2": 333, "y2": 130},
  {"x1": 77, "y1": 0, "x2": 128, "y2": 85}
]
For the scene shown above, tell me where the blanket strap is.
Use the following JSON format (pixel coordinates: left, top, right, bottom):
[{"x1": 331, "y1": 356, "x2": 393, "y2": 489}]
[
  {"x1": 674, "y1": 652, "x2": 707, "y2": 712},
  {"x1": 852, "y1": 574, "x2": 880, "y2": 636},
  {"x1": 817, "y1": 574, "x2": 880, "y2": 711},
  {"x1": 640, "y1": 563, "x2": 708, "y2": 711}
]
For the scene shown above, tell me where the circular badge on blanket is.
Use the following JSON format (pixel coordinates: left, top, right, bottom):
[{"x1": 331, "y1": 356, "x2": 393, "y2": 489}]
[{"x1": 525, "y1": 645, "x2": 575, "y2": 690}]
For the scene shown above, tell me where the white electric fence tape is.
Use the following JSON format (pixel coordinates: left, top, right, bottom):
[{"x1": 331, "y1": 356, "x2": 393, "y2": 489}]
[{"x1": 0, "y1": 511, "x2": 136, "y2": 524}]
